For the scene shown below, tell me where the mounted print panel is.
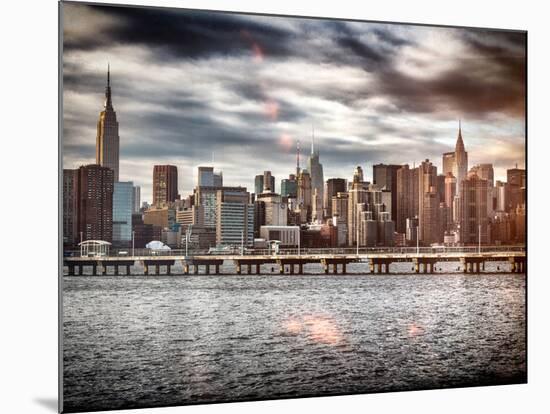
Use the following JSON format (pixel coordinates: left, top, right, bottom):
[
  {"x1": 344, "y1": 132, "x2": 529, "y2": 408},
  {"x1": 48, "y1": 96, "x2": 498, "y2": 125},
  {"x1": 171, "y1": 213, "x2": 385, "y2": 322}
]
[{"x1": 60, "y1": 1, "x2": 526, "y2": 412}]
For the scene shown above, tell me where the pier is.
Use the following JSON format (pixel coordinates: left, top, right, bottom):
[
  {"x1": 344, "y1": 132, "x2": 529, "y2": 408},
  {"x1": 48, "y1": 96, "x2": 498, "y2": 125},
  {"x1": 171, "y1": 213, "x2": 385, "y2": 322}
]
[{"x1": 63, "y1": 246, "x2": 526, "y2": 276}]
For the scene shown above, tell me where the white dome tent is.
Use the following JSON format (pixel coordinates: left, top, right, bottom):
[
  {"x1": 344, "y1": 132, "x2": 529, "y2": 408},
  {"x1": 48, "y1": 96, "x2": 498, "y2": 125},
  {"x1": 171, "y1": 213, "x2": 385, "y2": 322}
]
[{"x1": 146, "y1": 240, "x2": 171, "y2": 251}]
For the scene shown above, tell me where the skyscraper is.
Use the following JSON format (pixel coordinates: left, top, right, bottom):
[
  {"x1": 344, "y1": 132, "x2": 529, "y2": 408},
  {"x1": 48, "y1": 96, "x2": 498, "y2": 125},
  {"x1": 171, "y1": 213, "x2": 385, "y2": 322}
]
[
  {"x1": 254, "y1": 172, "x2": 275, "y2": 195},
  {"x1": 153, "y1": 165, "x2": 178, "y2": 207},
  {"x1": 263, "y1": 171, "x2": 275, "y2": 193},
  {"x1": 442, "y1": 152, "x2": 455, "y2": 176},
  {"x1": 113, "y1": 181, "x2": 134, "y2": 246},
  {"x1": 460, "y1": 172, "x2": 489, "y2": 244},
  {"x1": 396, "y1": 165, "x2": 419, "y2": 233},
  {"x1": 198, "y1": 166, "x2": 223, "y2": 187},
  {"x1": 132, "y1": 185, "x2": 141, "y2": 213},
  {"x1": 296, "y1": 169, "x2": 312, "y2": 223},
  {"x1": 470, "y1": 164, "x2": 495, "y2": 187},
  {"x1": 373, "y1": 164, "x2": 401, "y2": 223},
  {"x1": 506, "y1": 167, "x2": 526, "y2": 212},
  {"x1": 216, "y1": 189, "x2": 254, "y2": 247},
  {"x1": 76, "y1": 164, "x2": 114, "y2": 242},
  {"x1": 418, "y1": 159, "x2": 439, "y2": 244},
  {"x1": 307, "y1": 132, "x2": 324, "y2": 221},
  {"x1": 453, "y1": 121, "x2": 468, "y2": 186},
  {"x1": 63, "y1": 169, "x2": 79, "y2": 246},
  {"x1": 324, "y1": 178, "x2": 346, "y2": 217},
  {"x1": 281, "y1": 174, "x2": 297, "y2": 198},
  {"x1": 95, "y1": 65, "x2": 120, "y2": 182}
]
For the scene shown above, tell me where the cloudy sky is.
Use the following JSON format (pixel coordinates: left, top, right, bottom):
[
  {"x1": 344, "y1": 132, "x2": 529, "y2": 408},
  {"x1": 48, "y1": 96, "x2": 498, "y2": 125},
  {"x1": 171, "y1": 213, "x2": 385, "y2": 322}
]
[{"x1": 62, "y1": 2, "x2": 526, "y2": 203}]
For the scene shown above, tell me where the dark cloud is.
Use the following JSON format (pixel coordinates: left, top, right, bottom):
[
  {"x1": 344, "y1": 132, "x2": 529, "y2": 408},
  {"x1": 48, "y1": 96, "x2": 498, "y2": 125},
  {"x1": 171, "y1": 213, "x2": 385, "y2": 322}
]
[
  {"x1": 64, "y1": 3, "x2": 295, "y2": 61},
  {"x1": 372, "y1": 29, "x2": 526, "y2": 118},
  {"x1": 62, "y1": 3, "x2": 526, "y2": 200}
]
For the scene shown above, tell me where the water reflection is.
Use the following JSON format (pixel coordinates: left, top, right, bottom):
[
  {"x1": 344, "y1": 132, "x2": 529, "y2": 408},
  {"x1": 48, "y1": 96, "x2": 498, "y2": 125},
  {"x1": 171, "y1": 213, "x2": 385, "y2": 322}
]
[{"x1": 282, "y1": 314, "x2": 344, "y2": 345}]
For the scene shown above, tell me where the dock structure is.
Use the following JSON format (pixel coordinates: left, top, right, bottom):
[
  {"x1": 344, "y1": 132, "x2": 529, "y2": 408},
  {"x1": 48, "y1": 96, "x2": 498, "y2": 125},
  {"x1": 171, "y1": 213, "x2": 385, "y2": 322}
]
[{"x1": 63, "y1": 247, "x2": 526, "y2": 276}]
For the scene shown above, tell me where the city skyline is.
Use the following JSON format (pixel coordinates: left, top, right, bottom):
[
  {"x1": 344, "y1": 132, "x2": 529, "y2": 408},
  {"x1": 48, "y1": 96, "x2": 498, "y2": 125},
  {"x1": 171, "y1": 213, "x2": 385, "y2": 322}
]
[{"x1": 63, "y1": 3, "x2": 526, "y2": 203}]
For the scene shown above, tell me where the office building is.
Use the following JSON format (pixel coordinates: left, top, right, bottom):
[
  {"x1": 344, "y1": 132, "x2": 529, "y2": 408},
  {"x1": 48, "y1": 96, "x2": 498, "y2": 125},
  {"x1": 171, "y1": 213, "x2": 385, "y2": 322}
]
[
  {"x1": 259, "y1": 225, "x2": 300, "y2": 247},
  {"x1": 307, "y1": 137, "x2": 324, "y2": 221},
  {"x1": 470, "y1": 164, "x2": 494, "y2": 187},
  {"x1": 216, "y1": 189, "x2": 254, "y2": 247},
  {"x1": 373, "y1": 164, "x2": 401, "y2": 222},
  {"x1": 281, "y1": 174, "x2": 298, "y2": 198},
  {"x1": 63, "y1": 169, "x2": 79, "y2": 246},
  {"x1": 153, "y1": 165, "x2": 178, "y2": 207},
  {"x1": 324, "y1": 178, "x2": 346, "y2": 218},
  {"x1": 112, "y1": 181, "x2": 134, "y2": 246},
  {"x1": 132, "y1": 185, "x2": 141, "y2": 213},
  {"x1": 442, "y1": 152, "x2": 455, "y2": 175},
  {"x1": 460, "y1": 172, "x2": 489, "y2": 244},
  {"x1": 95, "y1": 66, "x2": 120, "y2": 182},
  {"x1": 396, "y1": 164, "x2": 419, "y2": 233},
  {"x1": 76, "y1": 164, "x2": 114, "y2": 242},
  {"x1": 198, "y1": 166, "x2": 223, "y2": 187}
]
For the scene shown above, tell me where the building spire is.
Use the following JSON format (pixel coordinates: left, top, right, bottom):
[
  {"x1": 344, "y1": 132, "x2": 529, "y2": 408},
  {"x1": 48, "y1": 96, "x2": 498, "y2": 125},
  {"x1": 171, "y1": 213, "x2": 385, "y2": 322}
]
[
  {"x1": 296, "y1": 139, "x2": 301, "y2": 176},
  {"x1": 104, "y1": 63, "x2": 113, "y2": 110},
  {"x1": 311, "y1": 125, "x2": 315, "y2": 155}
]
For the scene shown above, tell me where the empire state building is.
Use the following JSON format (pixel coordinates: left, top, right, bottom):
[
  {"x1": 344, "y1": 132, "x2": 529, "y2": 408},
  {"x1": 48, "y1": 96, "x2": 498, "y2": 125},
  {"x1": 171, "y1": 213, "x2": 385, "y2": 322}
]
[{"x1": 96, "y1": 65, "x2": 120, "y2": 182}]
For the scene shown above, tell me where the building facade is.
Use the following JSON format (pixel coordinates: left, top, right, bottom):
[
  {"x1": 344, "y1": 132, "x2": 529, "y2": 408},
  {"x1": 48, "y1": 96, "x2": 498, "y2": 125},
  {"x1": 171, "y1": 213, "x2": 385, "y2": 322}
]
[
  {"x1": 95, "y1": 66, "x2": 120, "y2": 182},
  {"x1": 63, "y1": 169, "x2": 79, "y2": 246},
  {"x1": 373, "y1": 164, "x2": 401, "y2": 223},
  {"x1": 216, "y1": 190, "x2": 254, "y2": 247},
  {"x1": 460, "y1": 172, "x2": 489, "y2": 244},
  {"x1": 324, "y1": 178, "x2": 346, "y2": 218},
  {"x1": 112, "y1": 181, "x2": 134, "y2": 246},
  {"x1": 153, "y1": 165, "x2": 178, "y2": 207},
  {"x1": 76, "y1": 164, "x2": 114, "y2": 242}
]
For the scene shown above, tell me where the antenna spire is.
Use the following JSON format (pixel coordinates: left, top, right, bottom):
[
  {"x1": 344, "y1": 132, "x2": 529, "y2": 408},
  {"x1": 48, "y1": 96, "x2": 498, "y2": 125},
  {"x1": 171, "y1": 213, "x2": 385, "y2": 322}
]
[
  {"x1": 296, "y1": 139, "x2": 301, "y2": 176},
  {"x1": 104, "y1": 63, "x2": 113, "y2": 110}
]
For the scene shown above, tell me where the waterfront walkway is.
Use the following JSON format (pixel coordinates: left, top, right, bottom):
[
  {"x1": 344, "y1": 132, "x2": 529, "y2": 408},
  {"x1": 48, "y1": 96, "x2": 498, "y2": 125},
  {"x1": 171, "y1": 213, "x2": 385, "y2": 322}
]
[{"x1": 63, "y1": 246, "x2": 526, "y2": 276}]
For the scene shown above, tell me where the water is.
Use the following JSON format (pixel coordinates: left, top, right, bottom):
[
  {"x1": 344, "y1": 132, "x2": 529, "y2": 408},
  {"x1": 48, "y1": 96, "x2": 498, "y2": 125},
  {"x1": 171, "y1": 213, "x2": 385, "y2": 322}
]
[{"x1": 62, "y1": 262, "x2": 526, "y2": 412}]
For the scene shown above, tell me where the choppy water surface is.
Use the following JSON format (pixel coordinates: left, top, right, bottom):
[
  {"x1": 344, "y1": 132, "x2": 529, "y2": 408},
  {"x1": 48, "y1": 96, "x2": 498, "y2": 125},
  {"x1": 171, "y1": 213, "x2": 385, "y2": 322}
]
[{"x1": 63, "y1": 263, "x2": 526, "y2": 412}]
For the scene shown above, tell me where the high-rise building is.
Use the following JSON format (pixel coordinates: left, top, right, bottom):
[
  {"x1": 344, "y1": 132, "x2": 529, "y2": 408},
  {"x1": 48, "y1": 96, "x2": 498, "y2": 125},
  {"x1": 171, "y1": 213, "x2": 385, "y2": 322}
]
[
  {"x1": 153, "y1": 165, "x2": 178, "y2": 207},
  {"x1": 263, "y1": 171, "x2": 275, "y2": 193},
  {"x1": 373, "y1": 164, "x2": 402, "y2": 223},
  {"x1": 470, "y1": 164, "x2": 494, "y2": 187},
  {"x1": 112, "y1": 181, "x2": 134, "y2": 246},
  {"x1": 257, "y1": 192, "x2": 287, "y2": 226},
  {"x1": 198, "y1": 166, "x2": 223, "y2": 187},
  {"x1": 95, "y1": 66, "x2": 120, "y2": 182},
  {"x1": 281, "y1": 174, "x2": 297, "y2": 198},
  {"x1": 347, "y1": 170, "x2": 369, "y2": 246},
  {"x1": 195, "y1": 186, "x2": 248, "y2": 229},
  {"x1": 396, "y1": 164, "x2": 419, "y2": 233},
  {"x1": 453, "y1": 121, "x2": 468, "y2": 186},
  {"x1": 296, "y1": 169, "x2": 312, "y2": 223},
  {"x1": 332, "y1": 192, "x2": 349, "y2": 223},
  {"x1": 132, "y1": 185, "x2": 141, "y2": 213},
  {"x1": 495, "y1": 180, "x2": 507, "y2": 211},
  {"x1": 324, "y1": 178, "x2": 346, "y2": 218},
  {"x1": 506, "y1": 167, "x2": 526, "y2": 212},
  {"x1": 254, "y1": 172, "x2": 275, "y2": 195},
  {"x1": 76, "y1": 164, "x2": 114, "y2": 242},
  {"x1": 444, "y1": 173, "x2": 457, "y2": 229},
  {"x1": 307, "y1": 136, "x2": 324, "y2": 221},
  {"x1": 63, "y1": 169, "x2": 79, "y2": 246},
  {"x1": 216, "y1": 189, "x2": 254, "y2": 247},
  {"x1": 507, "y1": 167, "x2": 526, "y2": 187},
  {"x1": 442, "y1": 152, "x2": 455, "y2": 176},
  {"x1": 460, "y1": 172, "x2": 489, "y2": 244},
  {"x1": 418, "y1": 159, "x2": 439, "y2": 244}
]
